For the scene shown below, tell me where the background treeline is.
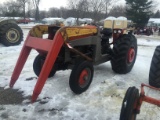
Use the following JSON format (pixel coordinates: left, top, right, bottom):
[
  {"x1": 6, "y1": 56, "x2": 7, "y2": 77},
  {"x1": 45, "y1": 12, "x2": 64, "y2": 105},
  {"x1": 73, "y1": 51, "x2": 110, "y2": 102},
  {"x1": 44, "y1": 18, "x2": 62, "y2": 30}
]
[
  {"x1": 0, "y1": 0, "x2": 159, "y2": 26},
  {"x1": 0, "y1": 0, "x2": 127, "y2": 21}
]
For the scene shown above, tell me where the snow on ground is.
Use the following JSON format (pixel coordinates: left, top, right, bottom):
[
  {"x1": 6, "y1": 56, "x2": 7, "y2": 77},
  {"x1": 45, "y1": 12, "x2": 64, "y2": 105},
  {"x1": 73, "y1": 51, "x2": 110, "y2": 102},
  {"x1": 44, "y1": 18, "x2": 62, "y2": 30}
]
[{"x1": 0, "y1": 28, "x2": 160, "y2": 120}]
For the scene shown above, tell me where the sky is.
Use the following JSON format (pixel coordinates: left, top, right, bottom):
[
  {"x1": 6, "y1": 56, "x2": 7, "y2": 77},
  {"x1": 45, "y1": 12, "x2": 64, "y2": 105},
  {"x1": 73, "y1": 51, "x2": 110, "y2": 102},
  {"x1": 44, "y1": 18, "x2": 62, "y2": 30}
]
[
  {"x1": 0, "y1": 0, "x2": 68, "y2": 10},
  {"x1": 39, "y1": 0, "x2": 68, "y2": 10}
]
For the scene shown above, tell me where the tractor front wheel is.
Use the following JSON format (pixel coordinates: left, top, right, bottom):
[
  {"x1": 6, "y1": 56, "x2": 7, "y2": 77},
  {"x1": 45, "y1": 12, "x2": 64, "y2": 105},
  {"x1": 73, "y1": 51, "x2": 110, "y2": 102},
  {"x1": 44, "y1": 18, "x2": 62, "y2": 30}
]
[
  {"x1": 111, "y1": 34, "x2": 137, "y2": 74},
  {"x1": 69, "y1": 60, "x2": 94, "y2": 94},
  {"x1": 120, "y1": 86, "x2": 139, "y2": 120},
  {"x1": 33, "y1": 54, "x2": 58, "y2": 78},
  {"x1": 149, "y1": 46, "x2": 160, "y2": 88}
]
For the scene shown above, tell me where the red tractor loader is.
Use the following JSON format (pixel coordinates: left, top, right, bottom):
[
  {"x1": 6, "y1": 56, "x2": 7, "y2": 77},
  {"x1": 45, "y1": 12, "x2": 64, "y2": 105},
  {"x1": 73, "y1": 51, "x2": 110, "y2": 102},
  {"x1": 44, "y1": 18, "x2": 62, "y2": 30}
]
[{"x1": 9, "y1": 19, "x2": 137, "y2": 102}]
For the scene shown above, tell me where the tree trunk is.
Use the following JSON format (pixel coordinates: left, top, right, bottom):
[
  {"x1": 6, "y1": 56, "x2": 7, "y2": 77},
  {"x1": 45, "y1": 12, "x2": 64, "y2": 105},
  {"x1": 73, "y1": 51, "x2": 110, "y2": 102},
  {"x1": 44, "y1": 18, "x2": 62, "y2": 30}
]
[{"x1": 35, "y1": 6, "x2": 39, "y2": 21}]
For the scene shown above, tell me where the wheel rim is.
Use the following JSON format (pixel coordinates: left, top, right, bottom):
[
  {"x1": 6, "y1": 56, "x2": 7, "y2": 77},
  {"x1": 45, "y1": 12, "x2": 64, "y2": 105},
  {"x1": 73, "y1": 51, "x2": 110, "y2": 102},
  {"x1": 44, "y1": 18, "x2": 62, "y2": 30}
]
[
  {"x1": 6, "y1": 28, "x2": 20, "y2": 43},
  {"x1": 128, "y1": 48, "x2": 135, "y2": 63},
  {"x1": 79, "y1": 68, "x2": 91, "y2": 88}
]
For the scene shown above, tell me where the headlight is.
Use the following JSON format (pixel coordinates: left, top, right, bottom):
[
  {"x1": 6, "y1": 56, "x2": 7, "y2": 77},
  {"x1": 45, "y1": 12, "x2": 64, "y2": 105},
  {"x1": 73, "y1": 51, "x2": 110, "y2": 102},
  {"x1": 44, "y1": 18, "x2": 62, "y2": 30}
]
[
  {"x1": 118, "y1": 30, "x2": 121, "y2": 33},
  {"x1": 114, "y1": 30, "x2": 117, "y2": 33}
]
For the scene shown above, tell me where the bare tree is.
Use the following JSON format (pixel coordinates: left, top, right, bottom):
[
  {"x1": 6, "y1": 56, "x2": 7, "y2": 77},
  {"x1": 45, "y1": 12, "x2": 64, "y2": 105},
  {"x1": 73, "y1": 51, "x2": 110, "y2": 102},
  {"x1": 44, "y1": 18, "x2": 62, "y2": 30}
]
[
  {"x1": 0, "y1": 4, "x2": 7, "y2": 16},
  {"x1": 17, "y1": 0, "x2": 30, "y2": 19},
  {"x1": 32, "y1": 0, "x2": 41, "y2": 20},
  {"x1": 59, "y1": 7, "x2": 68, "y2": 18},
  {"x1": 39, "y1": 10, "x2": 48, "y2": 19},
  {"x1": 68, "y1": 0, "x2": 89, "y2": 24},
  {"x1": 103, "y1": 0, "x2": 118, "y2": 16},
  {"x1": 48, "y1": 7, "x2": 60, "y2": 17},
  {"x1": 89, "y1": 0, "x2": 105, "y2": 21},
  {"x1": 2, "y1": 0, "x2": 22, "y2": 17},
  {"x1": 108, "y1": 5, "x2": 126, "y2": 17},
  {"x1": 78, "y1": 0, "x2": 89, "y2": 18},
  {"x1": 67, "y1": 0, "x2": 120, "y2": 21},
  {"x1": 26, "y1": 0, "x2": 34, "y2": 18}
]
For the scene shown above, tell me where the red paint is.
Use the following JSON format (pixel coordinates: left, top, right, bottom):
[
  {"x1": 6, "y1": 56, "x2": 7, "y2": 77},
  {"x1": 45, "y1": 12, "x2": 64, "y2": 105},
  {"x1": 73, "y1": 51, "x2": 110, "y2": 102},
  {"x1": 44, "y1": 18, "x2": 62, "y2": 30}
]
[
  {"x1": 79, "y1": 69, "x2": 88, "y2": 86},
  {"x1": 9, "y1": 25, "x2": 97, "y2": 102},
  {"x1": 135, "y1": 83, "x2": 160, "y2": 114},
  {"x1": 128, "y1": 48, "x2": 135, "y2": 63},
  {"x1": 32, "y1": 32, "x2": 64, "y2": 102},
  {"x1": 10, "y1": 26, "x2": 64, "y2": 102}
]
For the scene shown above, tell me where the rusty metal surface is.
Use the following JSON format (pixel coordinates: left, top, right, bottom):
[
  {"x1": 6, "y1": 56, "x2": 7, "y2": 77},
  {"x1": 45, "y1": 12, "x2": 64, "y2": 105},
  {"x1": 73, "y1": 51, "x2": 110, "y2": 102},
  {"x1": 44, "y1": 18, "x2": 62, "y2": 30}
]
[
  {"x1": 29, "y1": 25, "x2": 48, "y2": 38},
  {"x1": 59, "y1": 25, "x2": 98, "y2": 42}
]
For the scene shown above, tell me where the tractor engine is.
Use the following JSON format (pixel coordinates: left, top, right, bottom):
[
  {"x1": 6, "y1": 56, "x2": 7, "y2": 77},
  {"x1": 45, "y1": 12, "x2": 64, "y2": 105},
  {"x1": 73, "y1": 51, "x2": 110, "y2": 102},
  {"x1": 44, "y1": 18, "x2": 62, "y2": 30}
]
[{"x1": 100, "y1": 28, "x2": 112, "y2": 54}]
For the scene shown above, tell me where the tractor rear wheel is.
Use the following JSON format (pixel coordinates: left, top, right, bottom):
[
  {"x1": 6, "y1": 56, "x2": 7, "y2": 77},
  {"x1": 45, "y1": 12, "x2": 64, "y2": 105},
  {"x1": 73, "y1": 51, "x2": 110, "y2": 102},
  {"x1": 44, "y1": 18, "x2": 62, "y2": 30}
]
[
  {"x1": 111, "y1": 34, "x2": 137, "y2": 74},
  {"x1": 69, "y1": 60, "x2": 94, "y2": 94},
  {"x1": 120, "y1": 86, "x2": 139, "y2": 120},
  {"x1": 0, "y1": 23, "x2": 23, "y2": 46},
  {"x1": 149, "y1": 46, "x2": 160, "y2": 88},
  {"x1": 33, "y1": 54, "x2": 58, "y2": 78}
]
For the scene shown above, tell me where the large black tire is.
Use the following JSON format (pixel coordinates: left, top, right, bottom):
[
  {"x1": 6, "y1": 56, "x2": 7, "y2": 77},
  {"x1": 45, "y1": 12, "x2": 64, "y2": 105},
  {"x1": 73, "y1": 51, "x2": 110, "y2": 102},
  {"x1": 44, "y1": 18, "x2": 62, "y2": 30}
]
[
  {"x1": 111, "y1": 34, "x2": 137, "y2": 74},
  {"x1": 69, "y1": 60, "x2": 94, "y2": 94},
  {"x1": 149, "y1": 46, "x2": 160, "y2": 87},
  {"x1": 0, "y1": 23, "x2": 23, "y2": 46},
  {"x1": 33, "y1": 54, "x2": 57, "y2": 78},
  {"x1": 120, "y1": 86, "x2": 139, "y2": 120}
]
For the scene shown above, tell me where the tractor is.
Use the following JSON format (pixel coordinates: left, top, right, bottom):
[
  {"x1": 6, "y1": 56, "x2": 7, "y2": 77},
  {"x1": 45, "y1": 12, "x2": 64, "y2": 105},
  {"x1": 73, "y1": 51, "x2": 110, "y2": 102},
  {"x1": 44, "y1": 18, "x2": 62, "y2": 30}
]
[
  {"x1": 0, "y1": 18, "x2": 23, "y2": 46},
  {"x1": 9, "y1": 17, "x2": 137, "y2": 102}
]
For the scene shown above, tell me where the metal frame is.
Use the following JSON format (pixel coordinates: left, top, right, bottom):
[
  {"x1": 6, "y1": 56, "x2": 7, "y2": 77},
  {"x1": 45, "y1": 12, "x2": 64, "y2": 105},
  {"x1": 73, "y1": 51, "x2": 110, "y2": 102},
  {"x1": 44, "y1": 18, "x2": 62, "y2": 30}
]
[
  {"x1": 9, "y1": 25, "x2": 103, "y2": 102},
  {"x1": 135, "y1": 83, "x2": 160, "y2": 114},
  {"x1": 9, "y1": 24, "x2": 128, "y2": 102}
]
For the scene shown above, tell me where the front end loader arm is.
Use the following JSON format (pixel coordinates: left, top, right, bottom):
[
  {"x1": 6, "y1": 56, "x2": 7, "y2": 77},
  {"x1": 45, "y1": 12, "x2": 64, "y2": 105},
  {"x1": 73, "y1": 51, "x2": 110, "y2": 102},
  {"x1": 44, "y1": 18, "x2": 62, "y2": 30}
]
[{"x1": 9, "y1": 25, "x2": 97, "y2": 102}]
